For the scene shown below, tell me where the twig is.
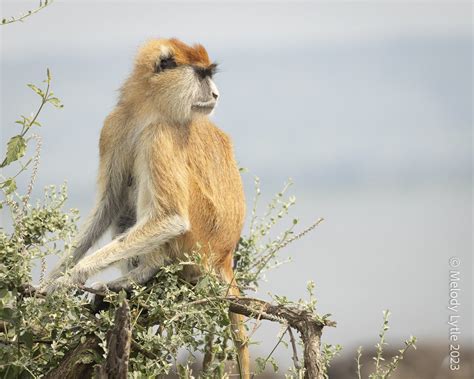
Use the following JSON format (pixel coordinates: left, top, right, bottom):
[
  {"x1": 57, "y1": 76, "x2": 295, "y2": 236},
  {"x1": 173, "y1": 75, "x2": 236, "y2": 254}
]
[
  {"x1": 374, "y1": 310, "x2": 390, "y2": 373},
  {"x1": 23, "y1": 134, "x2": 42, "y2": 208},
  {"x1": 356, "y1": 346, "x2": 362, "y2": 379},
  {"x1": 245, "y1": 304, "x2": 264, "y2": 343},
  {"x1": 288, "y1": 326, "x2": 301, "y2": 370},
  {"x1": 276, "y1": 217, "x2": 325, "y2": 252},
  {"x1": 251, "y1": 217, "x2": 324, "y2": 279},
  {"x1": 1, "y1": 0, "x2": 54, "y2": 26},
  {"x1": 260, "y1": 327, "x2": 288, "y2": 370},
  {"x1": 131, "y1": 340, "x2": 156, "y2": 360}
]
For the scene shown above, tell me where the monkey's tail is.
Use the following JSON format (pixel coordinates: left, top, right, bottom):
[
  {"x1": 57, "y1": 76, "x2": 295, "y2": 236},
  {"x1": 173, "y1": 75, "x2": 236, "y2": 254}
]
[
  {"x1": 222, "y1": 265, "x2": 250, "y2": 379},
  {"x1": 229, "y1": 298, "x2": 251, "y2": 378}
]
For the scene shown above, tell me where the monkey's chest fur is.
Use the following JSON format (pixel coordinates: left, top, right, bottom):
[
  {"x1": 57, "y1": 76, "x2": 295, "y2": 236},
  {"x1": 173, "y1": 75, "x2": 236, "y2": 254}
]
[{"x1": 117, "y1": 118, "x2": 245, "y2": 271}]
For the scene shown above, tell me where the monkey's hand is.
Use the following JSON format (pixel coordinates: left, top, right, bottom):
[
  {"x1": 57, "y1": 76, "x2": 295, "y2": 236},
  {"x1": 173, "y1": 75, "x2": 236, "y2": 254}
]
[
  {"x1": 39, "y1": 264, "x2": 89, "y2": 294},
  {"x1": 38, "y1": 275, "x2": 77, "y2": 295}
]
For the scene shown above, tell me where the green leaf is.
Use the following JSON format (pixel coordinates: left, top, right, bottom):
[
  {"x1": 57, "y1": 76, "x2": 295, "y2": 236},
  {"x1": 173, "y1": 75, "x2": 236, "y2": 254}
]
[
  {"x1": 0, "y1": 179, "x2": 17, "y2": 195},
  {"x1": 19, "y1": 331, "x2": 34, "y2": 349},
  {"x1": 269, "y1": 356, "x2": 279, "y2": 372},
  {"x1": 0, "y1": 307, "x2": 15, "y2": 321},
  {"x1": 0, "y1": 287, "x2": 8, "y2": 297},
  {"x1": 15, "y1": 115, "x2": 30, "y2": 126},
  {"x1": 48, "y1": 97, "x2": 63, "y2": 108},
  {"x1": 27, "y1": 83, "x2": 44, "y2": 97},
  {"x1": 177, "y1": 364, "x2": 188, "y2": 377},
  {"x1": 194, "y1": 276, "x2": 210, "y2": 291},
  {"x1": 1, "y1": 364, "x2": 21, "y2": 378},
  {"x1": 255, "y1": 357, "x2": 266, "y2": 374},
  {"x1": 1, "y1": 135, "x2": 27, "y2": 167},
  {"x1": 77, "y1": 350, "x2": 96, "y2": 365}
]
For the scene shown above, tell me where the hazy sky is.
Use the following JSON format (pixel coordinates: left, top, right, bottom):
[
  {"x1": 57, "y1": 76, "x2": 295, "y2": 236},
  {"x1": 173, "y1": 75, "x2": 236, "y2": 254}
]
[{"x1": 1, "y1": 1, "x2": 472, "y2": 374}]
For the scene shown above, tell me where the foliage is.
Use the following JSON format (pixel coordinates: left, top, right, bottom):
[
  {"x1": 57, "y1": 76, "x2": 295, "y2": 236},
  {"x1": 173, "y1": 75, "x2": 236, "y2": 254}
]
[
  {"x1": 356, "y1": 310, "x2": 417, "y2": 379},
  {"x1": 320, "y1": 343, "x2": 343, "y2": 378},
  {"x1": 0, "y1": 71, "x2": 82, "y2": 378},
  {"x1": 234, "y1": 177, "x2": 324, "y2": 291}
]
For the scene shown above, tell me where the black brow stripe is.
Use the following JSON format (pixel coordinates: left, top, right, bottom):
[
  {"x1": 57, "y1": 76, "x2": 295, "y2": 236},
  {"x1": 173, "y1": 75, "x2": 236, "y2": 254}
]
[{"x1": 193, "y1": 63, "x2": 219, "y2": 79}]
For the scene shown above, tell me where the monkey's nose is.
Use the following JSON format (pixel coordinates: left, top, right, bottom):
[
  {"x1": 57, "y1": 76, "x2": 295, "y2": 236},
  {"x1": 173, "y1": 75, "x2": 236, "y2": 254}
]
[{"x1": 212, "y1": 92, "x2": 219, "y2": 100}]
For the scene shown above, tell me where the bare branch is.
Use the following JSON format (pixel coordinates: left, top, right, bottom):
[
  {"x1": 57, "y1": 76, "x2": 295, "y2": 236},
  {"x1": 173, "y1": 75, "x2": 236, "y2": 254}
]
[
  {"x1": 288, "y1": 326, "x2": 302, "y2": 370},
  {"x1": 96, "y1": 300, "x2": 132, "y2": 379},
  {"x1": 44, "y1": 335, "x2": 99, "y2": 379},
  {"x1": 1, "y1": 1, "x2": 54, "y2": 26}
]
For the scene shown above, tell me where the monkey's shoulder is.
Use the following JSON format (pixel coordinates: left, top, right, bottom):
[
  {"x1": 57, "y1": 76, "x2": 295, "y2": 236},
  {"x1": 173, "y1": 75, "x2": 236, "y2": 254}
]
[{"x1": 189, "y1": 118, "x2": 234, "y2": 151}]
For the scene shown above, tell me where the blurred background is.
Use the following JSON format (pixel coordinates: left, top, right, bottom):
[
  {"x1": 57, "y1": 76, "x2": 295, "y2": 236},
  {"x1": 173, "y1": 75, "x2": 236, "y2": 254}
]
[{"x1": 1, "y1": 1, "x2": 472, "y2": 377}]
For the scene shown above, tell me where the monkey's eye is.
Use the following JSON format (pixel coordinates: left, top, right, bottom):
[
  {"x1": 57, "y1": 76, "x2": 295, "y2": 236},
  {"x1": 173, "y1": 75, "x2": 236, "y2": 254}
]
[{"x1": 156, "y1": 57, "x2": 177, "y2": 72}]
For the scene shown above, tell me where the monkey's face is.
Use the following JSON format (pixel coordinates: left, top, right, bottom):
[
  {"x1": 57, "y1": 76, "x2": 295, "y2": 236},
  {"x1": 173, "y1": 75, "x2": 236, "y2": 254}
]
[
  {"x1": 151, "y1": 55, "x2": 219, "y2": 122},
  {"x1": 133, "y1": 39, "x2": 220, "y2": 125}
]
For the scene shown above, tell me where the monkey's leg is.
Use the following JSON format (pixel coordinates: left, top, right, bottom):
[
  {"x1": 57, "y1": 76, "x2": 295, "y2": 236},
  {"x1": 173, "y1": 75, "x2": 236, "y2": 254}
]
[{"x1": 65, "y1": 215, "x2": 189, "y2": 286}]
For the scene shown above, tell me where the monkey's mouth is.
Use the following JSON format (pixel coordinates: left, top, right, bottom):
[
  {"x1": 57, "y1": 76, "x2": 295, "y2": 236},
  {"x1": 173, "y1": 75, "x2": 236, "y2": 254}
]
[{"x1": 192, "y1": 100, "x2": 216, "y2": 113}]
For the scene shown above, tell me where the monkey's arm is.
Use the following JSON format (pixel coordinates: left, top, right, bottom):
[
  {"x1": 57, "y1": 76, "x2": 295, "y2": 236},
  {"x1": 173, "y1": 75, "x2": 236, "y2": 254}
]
[{"x1": 61, "y1": 214, "x2": 189, "y2": 287}]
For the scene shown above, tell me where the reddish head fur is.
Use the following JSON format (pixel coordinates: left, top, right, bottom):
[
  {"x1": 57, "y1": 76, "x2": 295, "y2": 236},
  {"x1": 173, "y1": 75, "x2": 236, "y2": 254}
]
[
  {"x1": 169, "y1": 38, "x2": 211, "y2": 66},
  {"x1": 134, "y1": 38, "x2": 212, "y2": 72}
]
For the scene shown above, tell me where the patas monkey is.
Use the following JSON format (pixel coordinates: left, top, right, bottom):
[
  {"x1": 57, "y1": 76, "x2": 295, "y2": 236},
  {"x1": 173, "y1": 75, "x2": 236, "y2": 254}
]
[{"x1": 46, "y1": 38, "x2": 249, "y2": 377}]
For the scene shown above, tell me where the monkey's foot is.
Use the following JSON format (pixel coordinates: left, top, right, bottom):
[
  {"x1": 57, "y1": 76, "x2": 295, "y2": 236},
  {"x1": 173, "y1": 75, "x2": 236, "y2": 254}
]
[
  {"x1": 88, "y1": 281, "x2": 130, "y2": 309},
  {"x1": 89, "y1": 280, "x2": 129, "y2": 294},
  {"x1": 85, "y1": 281, "x2": 109, "y2": 303},
  {"x1": 89, "y1": 281, "x2": 109, "y2": 293},
  {"x1": 109, "y1": 280, "x2": 132, "y2": 292}
]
